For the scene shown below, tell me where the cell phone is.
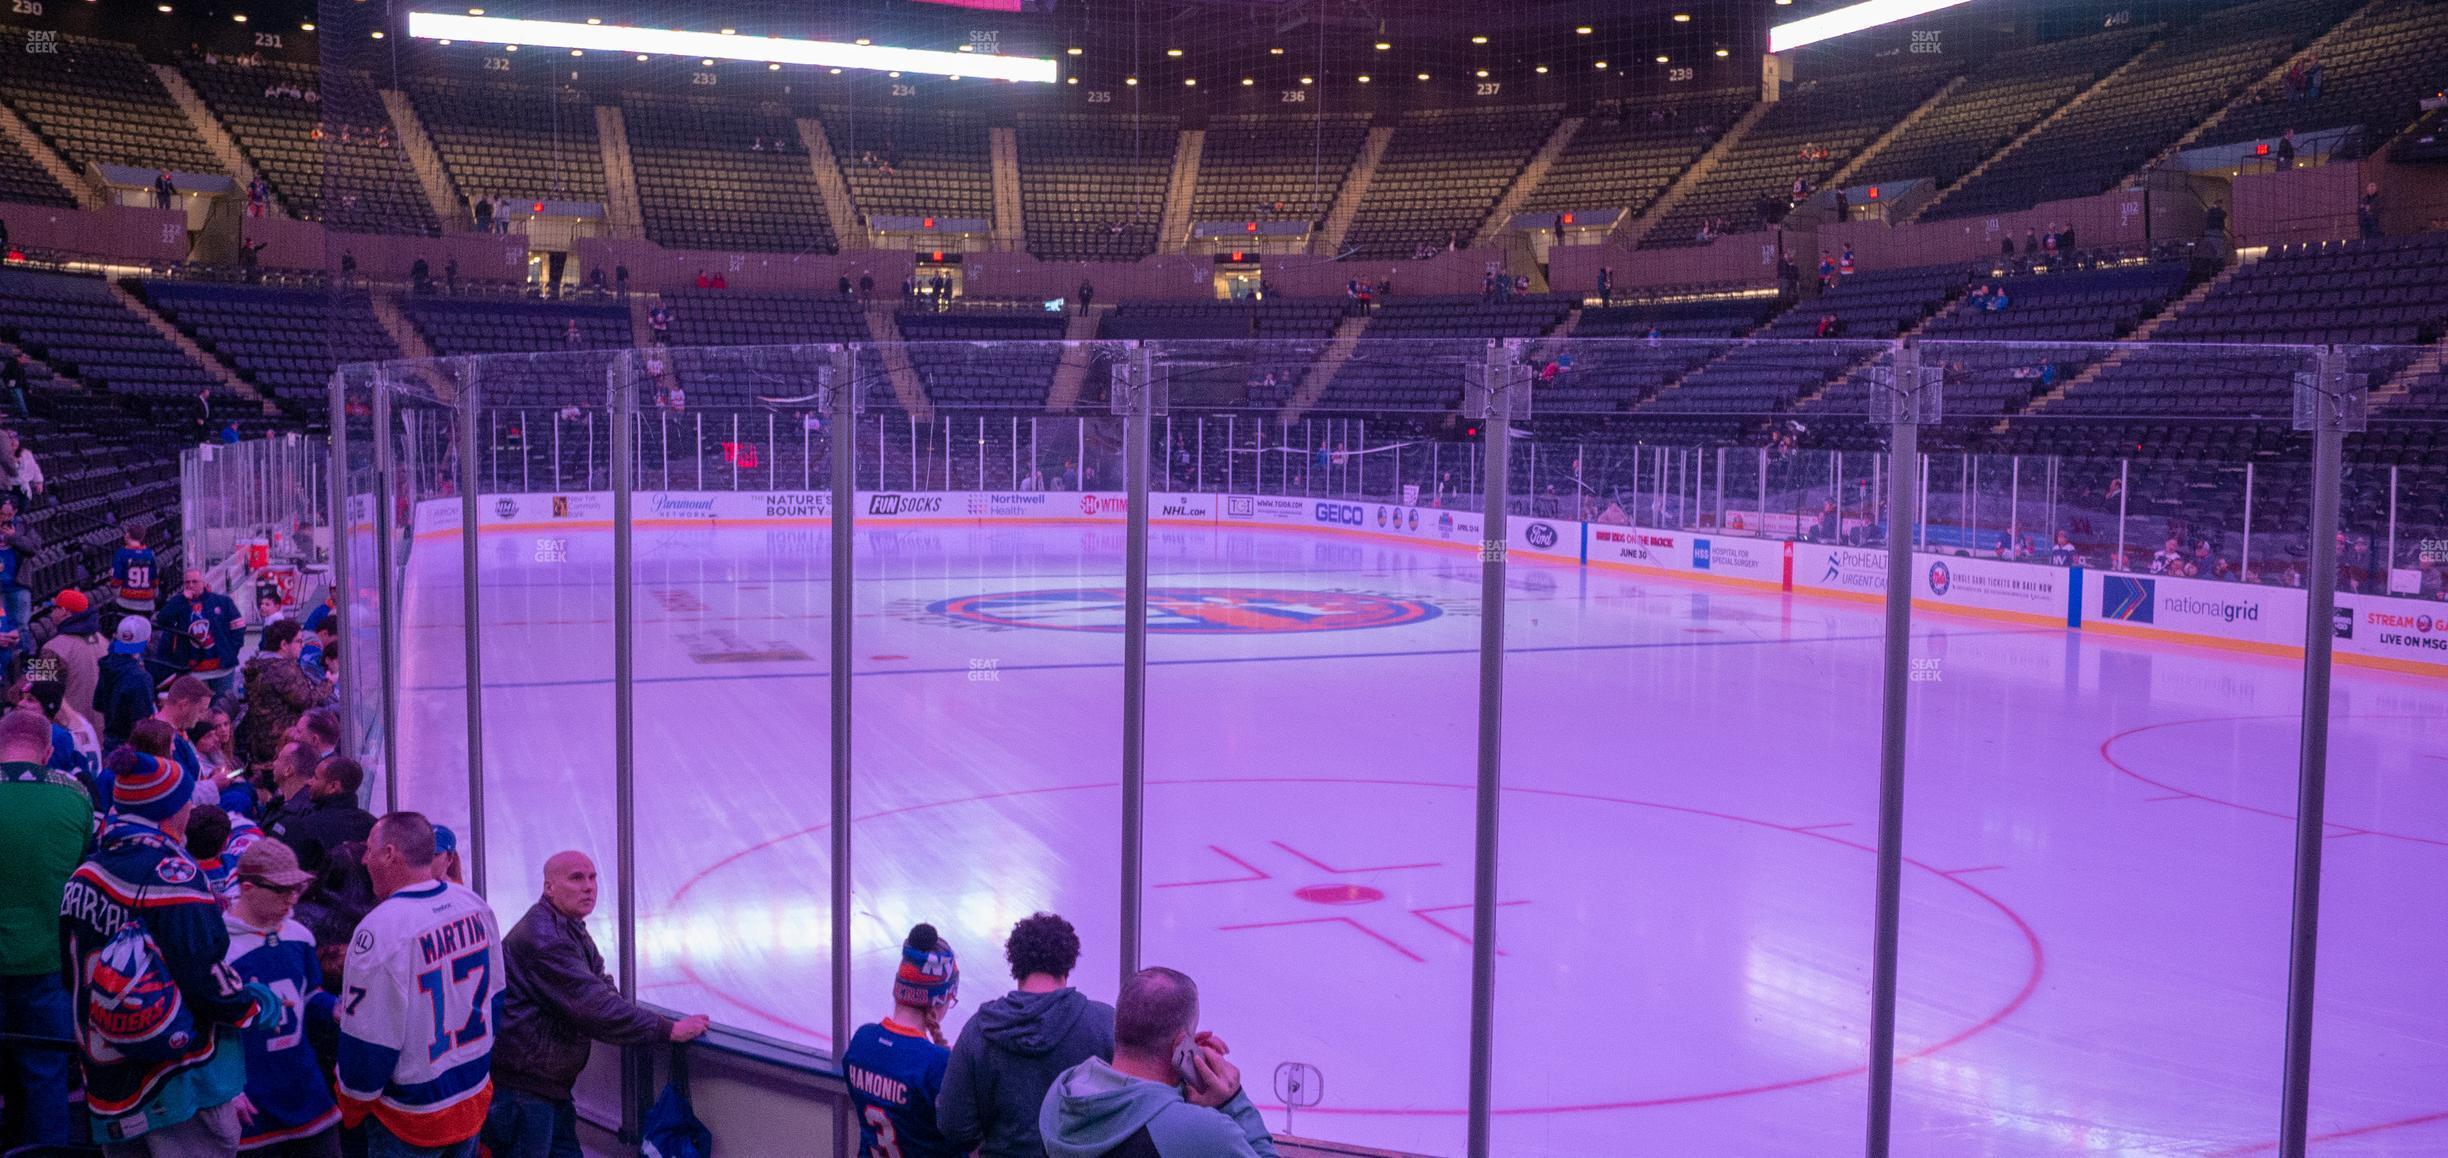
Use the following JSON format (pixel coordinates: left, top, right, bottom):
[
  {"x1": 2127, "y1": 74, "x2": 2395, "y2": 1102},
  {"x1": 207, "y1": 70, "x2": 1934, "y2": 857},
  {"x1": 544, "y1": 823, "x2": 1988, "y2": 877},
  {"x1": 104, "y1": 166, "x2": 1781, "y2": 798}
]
[{"x1": 1173, "y1": 1040, "x2": 1206, "y2": 1092}]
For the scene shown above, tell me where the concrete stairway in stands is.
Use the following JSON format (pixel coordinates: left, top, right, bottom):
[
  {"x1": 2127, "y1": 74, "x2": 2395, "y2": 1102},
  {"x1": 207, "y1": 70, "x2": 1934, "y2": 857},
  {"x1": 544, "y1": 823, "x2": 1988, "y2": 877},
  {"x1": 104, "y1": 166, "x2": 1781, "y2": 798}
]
[
  {"x1": 2136, "y1": 0, "x2": 2393, "y2": 180},
  {"x1": 1313, "y1": 127, "x2": 1392, "y2": 256},
  {"x1": 1045, "y1": 304, "x2": 1113, "y2": 411},
  {"x1": 380, "y1": 89, "x2": 465, "y2": 232},
  {"x1": 1823, "y1": 75, "x2": 1968, "y2": 193},
  {"x1": 1619, "y1": 99, "x2": 1771, "y2": 247},
  {"x1": 1283, "y1": 314, "x2": 1371, "y2": 420},
  {"x1": 1912, "y1": 44, "x2": 2161, "y2": 224},
  {"x1": 595, "y1": 106, "x2": 646, "y2": 241},
  {"x1": 153, "y1": 65, "x2": 284, "y2": 219},
  {"x1": 2366, "y1": 337, "x2": 2446, "y2": 411},
  {"x1": 795, "y1": 116, "x2": 865, "y2": 249},
  {"x1": 1474, "y1": 115, "x2": 1582, "y2": 248},
  {"x1": 1158, "y1": 128, "x2": 1204, "y2": 252},
  {"x1": 368, "y1": 291, "x2": 441, "y2": 367},
  {"x1": 112, "y1": 282, "x2": 272, "y2": 413},
  {"x1": 990, "y1": 126, "x2": 1025, "y2": 253},
  {"x1": 1997, "y1": 263, "x2": 2241, "y2": 429},
  {"x1": 864, "y1": 302, "x2": 932, "y2": 419},
  {"x1": 626, "y1": 294, "x2": 656, "y2": 349},
  {"x1": 0, "y1": 99, "x2": 101, "y2": 210}
]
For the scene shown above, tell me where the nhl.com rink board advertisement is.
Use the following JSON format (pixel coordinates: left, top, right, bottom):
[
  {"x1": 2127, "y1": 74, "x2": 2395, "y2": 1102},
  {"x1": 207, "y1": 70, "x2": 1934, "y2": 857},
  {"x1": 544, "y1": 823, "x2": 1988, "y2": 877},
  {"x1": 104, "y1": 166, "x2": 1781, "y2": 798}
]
[{"x1": 409, "y1": 491, "x2": 2448, "y2": 675}]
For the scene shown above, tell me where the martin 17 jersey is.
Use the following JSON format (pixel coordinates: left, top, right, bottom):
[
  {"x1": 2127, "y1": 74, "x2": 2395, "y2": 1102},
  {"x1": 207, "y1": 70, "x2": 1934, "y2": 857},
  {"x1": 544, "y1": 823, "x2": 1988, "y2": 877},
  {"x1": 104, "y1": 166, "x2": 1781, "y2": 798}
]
[{"x1": 336, "y1": 880, "x2": 502, "y2": 1150}]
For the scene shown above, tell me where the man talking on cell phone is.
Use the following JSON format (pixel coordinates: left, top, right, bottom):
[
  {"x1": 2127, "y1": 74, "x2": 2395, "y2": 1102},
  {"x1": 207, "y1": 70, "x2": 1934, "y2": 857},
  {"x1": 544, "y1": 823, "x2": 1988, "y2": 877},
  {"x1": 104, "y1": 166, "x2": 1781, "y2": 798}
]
[{"x1": 1038, "y1": 967, "x2": 1278, "y2": 1158}]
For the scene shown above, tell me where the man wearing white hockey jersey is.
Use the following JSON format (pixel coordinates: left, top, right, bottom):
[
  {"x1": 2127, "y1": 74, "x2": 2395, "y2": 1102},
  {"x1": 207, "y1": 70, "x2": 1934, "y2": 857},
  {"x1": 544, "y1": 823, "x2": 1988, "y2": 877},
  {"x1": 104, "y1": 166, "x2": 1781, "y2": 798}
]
[{"x1": 336, "y1": 813, "x2": 501, "y2": 1158}]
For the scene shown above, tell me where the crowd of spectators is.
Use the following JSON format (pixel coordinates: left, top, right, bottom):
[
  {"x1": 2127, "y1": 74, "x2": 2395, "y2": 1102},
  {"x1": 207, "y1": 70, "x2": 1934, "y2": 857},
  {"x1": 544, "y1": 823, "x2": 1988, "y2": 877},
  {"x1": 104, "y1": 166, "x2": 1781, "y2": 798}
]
[{"x1": 0, "y1": 565, "x2": 729, "y2": 1158}]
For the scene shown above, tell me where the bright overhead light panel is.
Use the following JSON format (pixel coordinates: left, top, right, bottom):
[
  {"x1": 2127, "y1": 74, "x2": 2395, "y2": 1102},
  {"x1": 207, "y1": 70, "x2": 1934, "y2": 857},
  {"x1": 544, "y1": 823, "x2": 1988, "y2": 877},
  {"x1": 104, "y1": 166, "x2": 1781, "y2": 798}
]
[
  {"x1": 404, "y1": 12, "x2": 1059, "y2": 82},
  {"x1": 1770, "y1": 0, "x2": 1976, "y2": 53}
]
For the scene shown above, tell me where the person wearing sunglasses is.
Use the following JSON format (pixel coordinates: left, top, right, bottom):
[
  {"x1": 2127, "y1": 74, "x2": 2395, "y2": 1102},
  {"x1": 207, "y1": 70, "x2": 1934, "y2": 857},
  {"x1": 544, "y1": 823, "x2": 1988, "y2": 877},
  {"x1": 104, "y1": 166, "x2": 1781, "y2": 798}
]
[{"x1": 222, "y1": 837, "x2": 342, "y2": 1156}]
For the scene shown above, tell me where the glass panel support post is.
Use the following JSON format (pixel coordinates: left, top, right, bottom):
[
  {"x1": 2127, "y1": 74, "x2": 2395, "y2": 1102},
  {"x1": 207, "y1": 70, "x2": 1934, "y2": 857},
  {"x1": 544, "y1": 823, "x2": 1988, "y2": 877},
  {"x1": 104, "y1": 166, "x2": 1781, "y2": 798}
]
[
  {"x1": 606, "y1": 352, "x2": 642, "y2": 1145},
  {"x1": 370, "y1": 371, "x2": 400, "y2": 810},
  {"x1": 2277, "y1": 350, "x2": 2365, "y2": 1157},
  {"x1": 457, "y1": 368, "x2": 487, "y2": 895},
  {"x1": 325, "y1": 372, "x2": 355, "y2": 766},
  {"x1": 827, "y1": 347, "x2": 858, "y2": 1067},
  {"x1": 1463, "y1": 340, "x2": 1526, "y2": 1158},
  {"x1": 1116, "y1": 345, "x2": 1158, "y2": 984},
  {"x1": 1866, "y1": 342, "x2": 1937, "y2": 1157}
]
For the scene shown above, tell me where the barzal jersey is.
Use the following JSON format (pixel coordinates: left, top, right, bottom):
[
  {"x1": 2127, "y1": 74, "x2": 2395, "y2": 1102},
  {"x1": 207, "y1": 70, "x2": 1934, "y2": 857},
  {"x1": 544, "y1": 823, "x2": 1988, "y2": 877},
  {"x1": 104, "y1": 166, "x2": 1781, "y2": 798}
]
[
  {"x1": 222, "y1": 913, "x2": 340, "y2": 1149},
  {"x1": 113, "y1": 547, "x2": 158, "y2": 609},
  {"x1": 336, "y1": 880, "x2": 501, "y2": 1149},
  {"x1": 844, "y1": 1020, "x2": 956, "y2": 1158}
]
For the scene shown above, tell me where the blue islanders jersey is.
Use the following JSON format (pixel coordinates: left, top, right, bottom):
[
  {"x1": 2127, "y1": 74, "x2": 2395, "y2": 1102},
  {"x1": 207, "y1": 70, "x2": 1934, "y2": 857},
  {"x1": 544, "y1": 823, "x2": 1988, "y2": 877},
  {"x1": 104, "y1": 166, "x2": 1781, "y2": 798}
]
[
  {"x1": 113, "y1": 548, "x2": 159, "y2": 606},
  {"x1": 222, "y1": 913, "x2": 340, "y2": 1148},
  {"x1": 844, "y1": 1021, "x2": 955, "y2": 1158}
]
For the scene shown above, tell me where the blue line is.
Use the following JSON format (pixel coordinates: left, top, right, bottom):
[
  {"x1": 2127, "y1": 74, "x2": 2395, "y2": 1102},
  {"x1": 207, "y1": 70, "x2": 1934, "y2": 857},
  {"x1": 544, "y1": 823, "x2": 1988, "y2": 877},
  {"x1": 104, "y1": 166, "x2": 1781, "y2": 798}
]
[{"x1": 405, "y1": 626, "x2": 2056, "y2": 693}]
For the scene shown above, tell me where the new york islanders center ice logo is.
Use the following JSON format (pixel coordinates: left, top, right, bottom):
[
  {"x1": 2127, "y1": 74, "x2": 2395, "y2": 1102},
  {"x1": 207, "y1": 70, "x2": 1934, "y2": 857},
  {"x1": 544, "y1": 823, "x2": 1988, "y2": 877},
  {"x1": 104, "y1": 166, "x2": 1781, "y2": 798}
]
[{"x1": 929, "y1": 587, "x2": 1441, "y2": 634}]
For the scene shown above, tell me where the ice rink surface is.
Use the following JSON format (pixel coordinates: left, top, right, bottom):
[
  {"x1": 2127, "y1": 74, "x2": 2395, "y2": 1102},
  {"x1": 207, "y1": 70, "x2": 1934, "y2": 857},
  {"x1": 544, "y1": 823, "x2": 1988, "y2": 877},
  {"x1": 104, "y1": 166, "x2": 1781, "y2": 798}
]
[{"x1": 391, "y1": 521, "x2": 2448, "y2": 1156}]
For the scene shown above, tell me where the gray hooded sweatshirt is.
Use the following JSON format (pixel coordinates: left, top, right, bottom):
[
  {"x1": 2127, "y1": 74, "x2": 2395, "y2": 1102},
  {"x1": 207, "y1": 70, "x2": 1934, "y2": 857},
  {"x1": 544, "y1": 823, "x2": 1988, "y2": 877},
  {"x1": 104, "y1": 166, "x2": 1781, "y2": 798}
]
[
  {"x1": 937, "y1": 987, "x2": 1116, "y2": 1157},
  {"x1": 1040, "y1": 1057, "x2": 1279, "y2": 1158}
]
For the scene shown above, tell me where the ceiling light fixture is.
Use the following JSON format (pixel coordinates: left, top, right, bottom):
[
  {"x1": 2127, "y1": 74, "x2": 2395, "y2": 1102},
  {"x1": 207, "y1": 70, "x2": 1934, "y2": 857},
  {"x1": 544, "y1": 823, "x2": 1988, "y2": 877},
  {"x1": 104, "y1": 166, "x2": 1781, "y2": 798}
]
[
  {"x1": 1241, "y1": 77, "x2": 1253, "y2": 85},
  {"x1": 1375, "y1": 41, "x2": 1391, "y2": 51},
  {"x1": 1716, "y1": 47, "x2": 1730, "y2": 57},
  {"x1": 406, "y1": 15, "x2": 1058, "y2": 83},
  {"x1": 1356, "y1": 74, "x2": 1371, "y2": 83},
  {"x1": 1771, "y1": 0, "x2": 1974, "y2": 51},
  {"x1": 1535, "y1": 64, "x2": 1549, "y2": 73},
  {"x1": 1673, "y1": 12, "x2": 1691, "y2": 22},
  {"x1": 301, "y1": 20, "x2": 313, "y2": 29},
  {"x1": 1470, "y1": 34, "x2": 1487, "y2": 44},
  {"x1": 1125, "y1": 75, "x2": 1138, "y2": 85},
  {"x1": 1299, "y1": 76, "x2": 1312, "y2": 85},
  {"x1": 1416, "y1": 71, "x2": 1430, "y2": 80},
  {"x1": 231, "y1": 12, "x2": 246, "y2": 21},
  {"x1": 1575, "y1": 25, "x2": 1593, "y2": 35},
  {"x1": 1067, "y1": 46, "x2": 1082, "y2": 55},
  {"x1": 1166, "y1": 47, "x2": 1183, "y2": 57},
  {"x1": 1184, "y1": 77, "x2": 1197, "y2": 86}
]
